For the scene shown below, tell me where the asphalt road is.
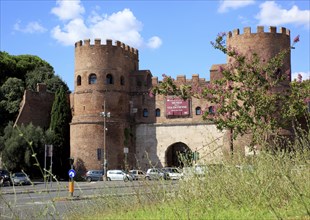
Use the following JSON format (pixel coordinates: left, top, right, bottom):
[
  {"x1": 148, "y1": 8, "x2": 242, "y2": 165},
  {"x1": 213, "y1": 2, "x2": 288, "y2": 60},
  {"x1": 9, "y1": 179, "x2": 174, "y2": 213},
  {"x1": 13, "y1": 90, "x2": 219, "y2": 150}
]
[{"x1": 0, "y1": 180, "x2": 178, "y2": 219}]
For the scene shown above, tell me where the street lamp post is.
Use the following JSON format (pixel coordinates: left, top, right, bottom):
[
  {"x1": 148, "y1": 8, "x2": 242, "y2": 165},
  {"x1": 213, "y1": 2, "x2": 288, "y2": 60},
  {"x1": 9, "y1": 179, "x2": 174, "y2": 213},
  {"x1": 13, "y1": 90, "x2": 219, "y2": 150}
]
[
  {"x1": 100, "y1": 100, "x2": 110, "y2": 181},
  {"x1": 124, "y1": 147, "x2": 129, "y2": 171}
]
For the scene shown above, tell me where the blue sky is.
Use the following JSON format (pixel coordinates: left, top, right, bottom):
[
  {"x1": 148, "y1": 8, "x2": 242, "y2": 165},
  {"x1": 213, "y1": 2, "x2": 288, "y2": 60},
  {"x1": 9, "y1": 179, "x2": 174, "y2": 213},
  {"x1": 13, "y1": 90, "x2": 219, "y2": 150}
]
[{"x1": 1, "y1": 0, "x2": 309, "y2": 91}]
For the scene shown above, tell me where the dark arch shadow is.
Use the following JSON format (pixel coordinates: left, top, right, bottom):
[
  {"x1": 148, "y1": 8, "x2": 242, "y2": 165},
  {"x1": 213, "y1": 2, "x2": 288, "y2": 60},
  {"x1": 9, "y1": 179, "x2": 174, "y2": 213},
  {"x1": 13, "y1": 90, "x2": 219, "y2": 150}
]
[{"x1": 165, "y1": 142, "x2": 192, "y2": 168}]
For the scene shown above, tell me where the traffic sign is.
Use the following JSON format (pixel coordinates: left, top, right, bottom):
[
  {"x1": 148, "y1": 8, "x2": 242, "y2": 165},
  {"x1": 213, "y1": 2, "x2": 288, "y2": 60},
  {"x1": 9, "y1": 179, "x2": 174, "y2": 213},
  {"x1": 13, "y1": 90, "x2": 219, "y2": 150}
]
[{"x1": 68, "y1": 169, "x2": 76, "y2": 178}]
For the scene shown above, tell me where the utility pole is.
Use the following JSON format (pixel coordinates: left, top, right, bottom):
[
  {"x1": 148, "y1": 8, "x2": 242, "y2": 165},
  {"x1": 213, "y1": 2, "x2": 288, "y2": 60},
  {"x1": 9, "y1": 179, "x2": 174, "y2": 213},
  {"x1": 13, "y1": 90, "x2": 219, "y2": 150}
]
[{"x1": 100, "y1": 100, "x2": 110, "y2": 181}]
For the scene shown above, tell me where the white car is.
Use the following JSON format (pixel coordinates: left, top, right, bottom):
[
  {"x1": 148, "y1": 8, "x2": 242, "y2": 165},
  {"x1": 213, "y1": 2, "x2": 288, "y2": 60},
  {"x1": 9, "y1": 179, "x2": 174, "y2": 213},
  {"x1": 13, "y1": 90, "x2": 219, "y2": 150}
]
[
  {"x1": 107, "y1": 170, "x2": 133, "y2": 182},
  {"x1": 182, "y1": 164, "x2": 209, "y2": 179},
  {"x1": 161, "y1": 167, "x2": 183, "y2": 180}
]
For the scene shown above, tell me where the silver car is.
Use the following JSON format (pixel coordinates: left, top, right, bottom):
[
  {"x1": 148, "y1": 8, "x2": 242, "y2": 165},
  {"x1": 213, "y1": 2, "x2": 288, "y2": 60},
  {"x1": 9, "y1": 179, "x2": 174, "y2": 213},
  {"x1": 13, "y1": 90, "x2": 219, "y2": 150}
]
[
  {"x1": 107, "y1": 170, "x2": 133, "y2": 182},
  {"x1": 129, "y1": 169, "x2": 146, "y2": 180},
  {"x1": 161, "y1": 167, "x2": 183, "y2": 180},
  {"x1": 12, "y1": 172, "x2": 31, "y2": 185},
  {"x1": 83, "y1": 170, "x2": 104, "y2": 182},
  {"x1": 145, "y1": 168, "x2": 169, "y2": 180}
]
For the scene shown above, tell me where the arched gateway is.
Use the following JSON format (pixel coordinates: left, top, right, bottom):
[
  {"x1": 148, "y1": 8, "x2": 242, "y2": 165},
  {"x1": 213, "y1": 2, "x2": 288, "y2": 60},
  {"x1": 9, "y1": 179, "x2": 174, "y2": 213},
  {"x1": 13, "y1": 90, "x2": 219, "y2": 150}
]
[{"x1": 165, "y1": 142, "x2": 192, "y2": 167}]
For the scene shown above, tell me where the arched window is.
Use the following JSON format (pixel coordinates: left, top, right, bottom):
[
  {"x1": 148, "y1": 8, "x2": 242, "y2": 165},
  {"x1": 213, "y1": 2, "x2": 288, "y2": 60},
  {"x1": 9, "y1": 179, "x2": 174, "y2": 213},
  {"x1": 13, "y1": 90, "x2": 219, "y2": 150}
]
[
  {"x1": 120, "y1": 76, "x2": 125, "y2": 85},
  {"x1": 195, "y1": 107, "x2": 201, "y2": 115},
  {"x1": 208, "y1": 106, "x2": 215, "y2": 114},
  {"x1": 77, "y1": 75, "x2": 81, "y2": 86},
  {"x1": 89, "y1": 73, "x2": 97, "y2": 84},
  {"x1": 143, "y1": 108, "x2": 148, "y2": 117},
  {"x1": 155, "y1": 108, "x2": 161, "y2": 117},
  {"x1": 106, "y1": 74, "x2": 114, "y2": 84}
]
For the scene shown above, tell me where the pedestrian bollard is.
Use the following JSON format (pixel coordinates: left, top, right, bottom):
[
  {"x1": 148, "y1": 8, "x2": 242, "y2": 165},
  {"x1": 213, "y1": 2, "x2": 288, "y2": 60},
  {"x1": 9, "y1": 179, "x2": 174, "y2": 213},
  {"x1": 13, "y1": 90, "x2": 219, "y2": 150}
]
[{"x1": 69, "y1": 181, "x2": 74, "y2": 197}]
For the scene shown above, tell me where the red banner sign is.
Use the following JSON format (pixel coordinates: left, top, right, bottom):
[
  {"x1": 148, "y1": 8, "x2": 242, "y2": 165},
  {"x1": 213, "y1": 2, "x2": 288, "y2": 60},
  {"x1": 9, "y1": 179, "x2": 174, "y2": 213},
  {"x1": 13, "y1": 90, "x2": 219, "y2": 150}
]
[{"x1": 166, "y1": 96, "x2": 190, "y2": 116}]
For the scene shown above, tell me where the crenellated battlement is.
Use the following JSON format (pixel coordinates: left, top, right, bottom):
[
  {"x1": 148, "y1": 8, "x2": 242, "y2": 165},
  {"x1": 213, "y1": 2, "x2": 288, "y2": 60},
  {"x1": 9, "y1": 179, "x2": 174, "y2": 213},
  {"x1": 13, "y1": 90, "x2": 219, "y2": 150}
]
[
  {"x1": 227, "y1": 26, "x2": 290, "y2": 38},
  {"x1": 152, "y1": 74, "x2": 207, "y2": 86},
  {"x1": 75, "y1": 38, "x2": 139, "y2": 56},
  {"x1": 226, "y1": 26, "x2": 291, "y2": 79}
]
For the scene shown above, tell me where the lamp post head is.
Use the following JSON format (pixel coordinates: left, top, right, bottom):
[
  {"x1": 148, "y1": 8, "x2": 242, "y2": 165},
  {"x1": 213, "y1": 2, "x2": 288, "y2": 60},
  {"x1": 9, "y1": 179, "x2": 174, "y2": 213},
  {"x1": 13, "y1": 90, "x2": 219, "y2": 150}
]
[{"x1": 100, "y1": 112, "x2": 111, "y2": 117}]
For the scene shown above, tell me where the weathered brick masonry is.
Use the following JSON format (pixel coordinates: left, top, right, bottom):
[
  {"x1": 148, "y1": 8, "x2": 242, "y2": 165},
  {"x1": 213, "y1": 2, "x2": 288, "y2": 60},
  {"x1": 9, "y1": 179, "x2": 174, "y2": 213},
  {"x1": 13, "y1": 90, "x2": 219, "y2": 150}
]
[
  {"x1": 14, "y1": 26, "x2": 292, "y2": 172},
  {"x1": 70, "y1": 26, "x2": 291, "y2": 172}
]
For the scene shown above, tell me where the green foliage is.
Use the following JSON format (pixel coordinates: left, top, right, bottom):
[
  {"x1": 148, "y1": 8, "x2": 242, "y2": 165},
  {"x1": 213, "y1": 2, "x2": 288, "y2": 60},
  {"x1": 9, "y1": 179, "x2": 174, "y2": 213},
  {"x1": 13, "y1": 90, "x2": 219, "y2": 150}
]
[
  {"x1": 0, "y1": 122, "x2": 45, "y2": 175},
  {"x1": 0, "y1": 51, "x2": 53, "y2": 84},
  {"x1": 26, "y1": 66, "x2": 69, "y2": 92},
  {"x1": 0, "y1": 77, "x2": 24, "y2": 113},
  {"x1": 50, "y1": 86, "x2": 71, "y2": 137},
  {"x1": 286, "y1": 79, "x2": 310, "y2": 118},
  {"x1": 0, "y1": 51, "x2": 71, "y2": 178},
  {"x1": 0, "y1": 51, "x2": 69, "y2": 136},
  {"x1": 49, "y1": 86, "x2": 72, "y2": 178}
]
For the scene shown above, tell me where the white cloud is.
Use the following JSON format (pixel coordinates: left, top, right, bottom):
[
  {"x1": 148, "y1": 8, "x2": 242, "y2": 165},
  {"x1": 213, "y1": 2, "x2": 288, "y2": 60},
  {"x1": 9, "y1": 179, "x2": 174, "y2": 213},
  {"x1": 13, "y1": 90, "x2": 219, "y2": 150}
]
[
  {"x1": 51, "y1": 0, "x2": 85, "y2": 21},
  {"x1": 50, "y1": 3, "x2": 161, "y2": 49},
  {"x1": 14, "y1": 21, "x2": 47, "y2": 34},
  {"x1": 291, "y1": 71, "x2": 310, "y2": 81},
  {"x1": 256, "y1": 1, "x2": 310, "y2": 28},
  {"x1": 51, "y1": 18, "x2": 89, "y2": 46},
  {"x1": 238, "y1": 15, "x2": 251, "y2": 25},
  {"x1": 218, "y1": 0, "x2": 255, "y2": 13},
  {"x1": 147, "y1": 36, "x2": 162, "y2": 49}
]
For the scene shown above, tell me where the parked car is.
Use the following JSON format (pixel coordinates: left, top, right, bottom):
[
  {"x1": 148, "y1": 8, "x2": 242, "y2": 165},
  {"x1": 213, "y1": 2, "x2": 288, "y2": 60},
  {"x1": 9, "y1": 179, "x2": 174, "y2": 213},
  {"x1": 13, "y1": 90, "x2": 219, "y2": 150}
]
[
  {"x1": 107, "y1": 170, "x2": 133, "y2": 182},
  {"x1": 145, "y1": 168, "x2": 169, "y2": 180},
  {"x1": 83, "y1": 170, "x2": 104, "y2": 182},
  {"x1": 0, "y1": 169, "x2": 12, "y2": 186},
  {"x1": 182, "y1": 164, "x2": 209, "y2": 179},
  {"x1": 161, "y1": 167, "x2": 183, "y2": 180},
  {"x1": 129, "y1": 169, "x2": 146, "y2": 180},
  {"x1": 11, "y1": 172, "x2": 31, "y2": 185}
]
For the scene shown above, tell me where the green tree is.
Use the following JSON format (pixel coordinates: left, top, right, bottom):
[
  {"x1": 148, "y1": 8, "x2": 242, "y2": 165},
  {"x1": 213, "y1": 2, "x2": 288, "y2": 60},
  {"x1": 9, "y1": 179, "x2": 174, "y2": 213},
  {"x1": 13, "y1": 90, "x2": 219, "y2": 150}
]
[
  {"x1": 0, "y1": 77, "x2": 25, "y2": 113},
  {"x1": 286, "y1": 77, "x2": 310, "y2": 119},
  {"x1": 25, "y1": 66, "x2": 69, "y2": 93},
  {"x1": 0, "y1": 122, "x2": 45, "y2": 176},
  {"x1": 49, "y1": 86, "x2": 72, "y2": 178},
  {"x1": 0, "y1": 77, "x2": 25, "y2": 133},
  {"x1": 0, "y1": 52, "x2": 53, "y2": 84},
  {"x1": 0, "y1": 51, "x2": 69, "y2": 136}
]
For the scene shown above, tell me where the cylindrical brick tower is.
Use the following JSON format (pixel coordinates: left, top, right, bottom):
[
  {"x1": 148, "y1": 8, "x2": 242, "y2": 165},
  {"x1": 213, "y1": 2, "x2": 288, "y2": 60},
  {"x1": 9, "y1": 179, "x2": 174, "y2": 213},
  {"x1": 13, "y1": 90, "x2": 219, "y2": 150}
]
[
  {"x1": 223, "y1": 26, "x2": 291, "y2": 155},
  {"x1": 227, "y1": 26, "x2": 291, "y2": 82},
  {"x1": 70, "y1": 39, "x2": 139, "y2": 173}
]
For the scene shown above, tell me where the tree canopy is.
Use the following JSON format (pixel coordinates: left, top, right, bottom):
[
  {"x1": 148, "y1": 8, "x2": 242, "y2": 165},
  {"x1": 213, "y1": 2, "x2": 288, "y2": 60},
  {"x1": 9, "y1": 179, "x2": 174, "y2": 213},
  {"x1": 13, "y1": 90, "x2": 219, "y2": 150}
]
[
  {"x1": 0, "y1": 51, "x2": 72, "y2": 178},
  {"x1": 0, "y1": 51, "x2": 70, "y2": 135},
  {"x1": 0, "y1": 122, "x2": 45, "y2": 176}
]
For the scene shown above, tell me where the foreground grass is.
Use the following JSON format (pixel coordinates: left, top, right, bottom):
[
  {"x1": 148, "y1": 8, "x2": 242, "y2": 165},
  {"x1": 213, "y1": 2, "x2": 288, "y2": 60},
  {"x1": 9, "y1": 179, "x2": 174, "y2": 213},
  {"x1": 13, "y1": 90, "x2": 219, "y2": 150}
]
[{"x1": 67, "y1": 148, "x2": 310, "y2": 220}]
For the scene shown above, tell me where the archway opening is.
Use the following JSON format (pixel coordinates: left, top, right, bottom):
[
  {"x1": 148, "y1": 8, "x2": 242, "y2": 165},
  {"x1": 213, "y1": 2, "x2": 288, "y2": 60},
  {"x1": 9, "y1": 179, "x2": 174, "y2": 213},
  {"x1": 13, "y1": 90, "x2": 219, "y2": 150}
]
[{"x1": 165, "y1": 142, "x2": 192, "y2": 168}]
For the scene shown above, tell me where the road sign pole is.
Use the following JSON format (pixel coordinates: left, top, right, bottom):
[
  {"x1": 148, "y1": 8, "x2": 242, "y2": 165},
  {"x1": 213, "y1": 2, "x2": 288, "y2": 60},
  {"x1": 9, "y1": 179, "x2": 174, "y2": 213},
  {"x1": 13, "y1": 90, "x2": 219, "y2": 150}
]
[
  {"x1": 68, "y1": 158, "x2": 75, "y2": 197},
  {"x1": 69, "y1": 178, "x2": 74, "y2": 197}
]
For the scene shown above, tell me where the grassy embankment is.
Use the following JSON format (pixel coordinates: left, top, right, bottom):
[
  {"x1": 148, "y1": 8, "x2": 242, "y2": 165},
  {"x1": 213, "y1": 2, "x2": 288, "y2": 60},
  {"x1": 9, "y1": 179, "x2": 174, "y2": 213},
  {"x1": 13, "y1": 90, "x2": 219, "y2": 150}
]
[{"x1": 67, "y1": 133, "x2": 310, "y2": 220}]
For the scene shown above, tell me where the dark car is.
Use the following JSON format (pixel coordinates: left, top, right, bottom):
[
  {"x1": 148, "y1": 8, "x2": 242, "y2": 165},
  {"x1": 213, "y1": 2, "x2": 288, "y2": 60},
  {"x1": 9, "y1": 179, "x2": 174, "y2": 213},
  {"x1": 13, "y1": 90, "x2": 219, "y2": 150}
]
[
  {"x1": 0, "y1": 169, "x2": 12, "y2": 186},
  {"x1": 11, "y1": 172, "x2": 31, "y2": 185},
  {"x1": 83, "y1": 170, "x2": 104, "y2": 182}
]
